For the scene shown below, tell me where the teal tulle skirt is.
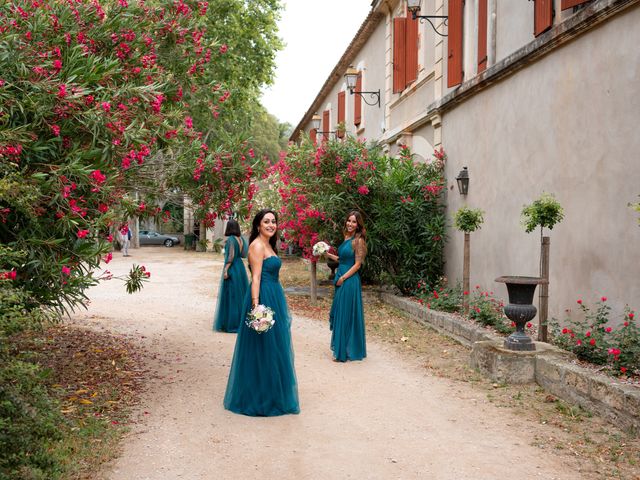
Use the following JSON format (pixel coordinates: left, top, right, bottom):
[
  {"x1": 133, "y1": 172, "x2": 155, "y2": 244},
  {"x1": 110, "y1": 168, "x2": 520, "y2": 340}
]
[
  {"x1": 213, "y1": 258, "x2": 249, "y2": 332},
  {"x1": 224, "y1": 256, "x2": 299, "y2": 416},
  {"x1": 329, "y1": 238, "x2": 366, "y2": 362}
]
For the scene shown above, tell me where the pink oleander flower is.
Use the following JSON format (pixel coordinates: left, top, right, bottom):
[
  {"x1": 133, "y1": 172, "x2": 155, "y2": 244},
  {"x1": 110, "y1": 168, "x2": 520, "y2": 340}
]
[
  {"x1": 219, "y1": 44, "x2": 228, "y2": 54},
  {"x1": 101, "y1": 102, "x2": 111, "y2": 112},
  {"x1": 104, "y1": 252, "x2": 113, "y2": 264},
  {"x1": 77, "y1": 229, "x2": 90, "y2": 238},
  {"x1": 357, "y1": 185, "x2": 369, "y2": 195},
  {"x1": 51, "y1": 124, "x2": 61, "y2": 136},
  {"x1": 90, "y1": 169, "x2": 107, "y2": 184},
  {"x1": 62, "y1": 266, "x2": 71, "y2": 276}
]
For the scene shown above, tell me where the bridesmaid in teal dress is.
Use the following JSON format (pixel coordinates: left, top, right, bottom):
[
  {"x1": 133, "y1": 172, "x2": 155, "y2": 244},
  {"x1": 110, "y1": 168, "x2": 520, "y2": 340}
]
[
  {"x1": 325, "y1": 210, "x2": 367, "y2": 362},
  {"x1": 213, "y1": 219, "x2": 249, "y2": 333},
  {"x1": 224, "y1": 209, "x2": 300, "y2": 416}
]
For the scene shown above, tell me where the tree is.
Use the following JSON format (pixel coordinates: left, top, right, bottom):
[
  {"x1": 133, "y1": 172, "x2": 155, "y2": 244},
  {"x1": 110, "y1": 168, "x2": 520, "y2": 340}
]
[
  {"x1": 453, "y1": 206, "x2": 485, "y2": 314},
  {"x1": 521, "y1": 192, "x2": 564, "y2": 341},
  {"x1": 0, "y1": 0, "x2": 257, "y2": 314}
]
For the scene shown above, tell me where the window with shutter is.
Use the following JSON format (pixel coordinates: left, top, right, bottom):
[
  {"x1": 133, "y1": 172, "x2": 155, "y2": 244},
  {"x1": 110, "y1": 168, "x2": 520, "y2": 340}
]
[
  {"x1": 354, "y1": 73, "x2": 362, "y2": 126},
  {"x1": 405, "y1": 8, "x2": 418, "y2": 85},
  {"x1": 561, "y1": 0, "x2": 591, "y2": 9},
  {"x1": 534, "y1": 0, "x2": 553, "y2": 37},
  {"x1": 310, "y1": 128, "x2": 317, "y2": 144},
  {"x1": 447, "y1": 0, "x2": 464, "y2": 87},
  {"x1": 477, "y1": 0, "x2": 488, "y2": 73},
  {"x1": 393, "y1": 17, "x2": 406, "y2": 93},
  {"x1": 337, "y1": 91, "x2": 345, "y2": 138},
  {"x1": 322, "y1": 110, "x2": 330, "y2": 141}
]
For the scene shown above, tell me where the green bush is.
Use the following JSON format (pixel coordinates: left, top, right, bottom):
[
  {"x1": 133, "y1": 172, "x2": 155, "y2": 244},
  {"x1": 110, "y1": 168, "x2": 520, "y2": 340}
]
[
  {"x1": 453, "y1": 206, "x2": 484, "y2": 233},
  {"x1": 521, "y1": 192, "x2": 564, "y2": 235},
  {"x1": 551, "y1": 298, "x2": 639, "y2": 375},
  {"x1": 272, "y1": 138, "x2": 446, "y2": 293}
]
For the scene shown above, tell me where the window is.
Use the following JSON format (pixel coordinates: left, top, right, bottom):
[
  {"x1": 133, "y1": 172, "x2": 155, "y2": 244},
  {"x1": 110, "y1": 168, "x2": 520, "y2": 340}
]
[
  {"x1": 393, "y1": 10, "x2": 419, "y2": 93},
  {"x1": 477, "y1": 0, "x2": 488, "y2": 73},
  {"x1": 447, "y1": 0, "x2": 464, "y2": 87},
  {"x1": 322, "y1": 110, "x2": 330, "y2": 141},
  {"x1": 561, "y1": 0, "x2": 591, "y2": 10},
  {"x1": 534, "y1": 0, "x2": 553, "y2": 37},
  {"x1": 354, "y1": 72, "x2": 362, "y2": 126},
  {"x1": 337, "y1": 91, "x2": 345, "y2": 138}
]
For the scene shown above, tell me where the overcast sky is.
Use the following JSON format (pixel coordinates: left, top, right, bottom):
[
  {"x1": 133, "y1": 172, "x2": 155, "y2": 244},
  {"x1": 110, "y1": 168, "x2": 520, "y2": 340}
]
[{"x1": 260, "y1": 0, "x2": 372, "y2": 128}]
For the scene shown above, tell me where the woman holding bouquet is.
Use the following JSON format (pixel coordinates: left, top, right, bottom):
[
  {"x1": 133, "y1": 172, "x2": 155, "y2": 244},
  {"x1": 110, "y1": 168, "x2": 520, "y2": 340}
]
[
  {"x1": 213, "y1": 219, "x2": 249, "y2": 333},
  {"x1": 224, "y1": 209, "x2": 300, "y2": 416},
  {"x1": 324, "y1": 210, "x2": 367, "y2": 362}
]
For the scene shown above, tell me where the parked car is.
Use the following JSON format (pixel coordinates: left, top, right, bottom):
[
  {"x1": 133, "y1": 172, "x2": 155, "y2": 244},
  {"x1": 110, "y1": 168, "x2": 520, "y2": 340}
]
[{"x1": 139, "y1": 230, "x2": 180, "y2": 247}]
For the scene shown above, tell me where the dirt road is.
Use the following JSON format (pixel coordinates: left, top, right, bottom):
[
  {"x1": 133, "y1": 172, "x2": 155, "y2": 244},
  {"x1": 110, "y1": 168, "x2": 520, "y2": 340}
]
[{"x1": 75, "y1": 248, "x2": 583, "y2": 480}]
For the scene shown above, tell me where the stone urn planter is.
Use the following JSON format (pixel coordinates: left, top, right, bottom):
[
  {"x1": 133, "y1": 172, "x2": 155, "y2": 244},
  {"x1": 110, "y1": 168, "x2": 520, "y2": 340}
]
[
  {"x1": 327, "y1": 259, "x2": 339, "y2": 281},
  {"x1": 495, "y1": 276, "x2": 548, "y2": 351}
]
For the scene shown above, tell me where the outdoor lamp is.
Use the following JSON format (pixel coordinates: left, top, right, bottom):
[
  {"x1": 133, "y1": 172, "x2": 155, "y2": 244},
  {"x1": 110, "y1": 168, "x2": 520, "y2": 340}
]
[
  {"x1": 343, "y1": 66, "x2": 381, "y2": 108},
  {"x1": 456, "y1": 167, "x2": 469, "y2": 195},
  {"x1": 344, "y1": 66, "x2": 359, "y2": 92},
  {"x1": 311, "y1": 113, "x2": 321, "y2": 131},
  {"x1": 406, "y1": 0, "x2": 448, "y2": 37}
]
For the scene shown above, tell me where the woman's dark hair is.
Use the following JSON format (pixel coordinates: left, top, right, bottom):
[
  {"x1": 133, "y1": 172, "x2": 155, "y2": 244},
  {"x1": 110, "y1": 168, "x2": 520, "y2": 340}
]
[
  {"x1": 224, "y1": 219, "x2": 241, "y2": 237},
  {"x1": 249, "y1": 209, "x2": 278, "y2": 251}
]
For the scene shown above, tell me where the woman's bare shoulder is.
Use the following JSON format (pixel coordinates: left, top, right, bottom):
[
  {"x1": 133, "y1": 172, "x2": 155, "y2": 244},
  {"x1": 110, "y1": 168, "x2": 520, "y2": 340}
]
[{"x1": 249, "y1": 240, "x2": 265, "y2": 254}]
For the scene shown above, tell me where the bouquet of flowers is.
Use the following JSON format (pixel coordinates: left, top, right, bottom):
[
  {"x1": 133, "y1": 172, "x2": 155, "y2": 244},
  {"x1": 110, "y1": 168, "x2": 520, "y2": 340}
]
[
  {"x1": 246, "y1": 304, "x2": 276, "y2": 334},
  {"x1": 312, "y1": 241, "x2": 330, "y2": 256}
]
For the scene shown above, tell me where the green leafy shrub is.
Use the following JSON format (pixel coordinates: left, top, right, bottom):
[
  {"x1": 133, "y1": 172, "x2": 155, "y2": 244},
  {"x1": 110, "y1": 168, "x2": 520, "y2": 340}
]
[
  {"x1": 272, "y1": 138, "x2": 446, "y2": 293},
  {"x1": 453, "y1": 206, "x2": 484, "y2": 233},
  {"x1": 521, "y1": 193, "x2": 564, "y2": 235},
  {"x1": 416, "y1": 282, "x2": 463, "y2": 313},
  {"x1": 551, "y1": 298, "x2": 639, "y2": 376},
  {"x1": 468, "y1": 288, "x2": 514, "y2": 335}
]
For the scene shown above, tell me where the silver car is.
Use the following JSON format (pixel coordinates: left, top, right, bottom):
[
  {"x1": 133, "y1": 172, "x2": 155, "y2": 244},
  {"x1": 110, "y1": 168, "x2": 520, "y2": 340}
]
[{"x1": 139, "y1": 230, "x2": 180, "y2": 247}]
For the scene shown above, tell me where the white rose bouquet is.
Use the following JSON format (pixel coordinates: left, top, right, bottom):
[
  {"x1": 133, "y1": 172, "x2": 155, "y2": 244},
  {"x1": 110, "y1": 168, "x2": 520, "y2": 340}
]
[
  {"x1": 246, "y1": 304, "x2": 276, "y2": 334},
  {"x1": 312, "y1": 241, "x2": 330, "y2": 256}
]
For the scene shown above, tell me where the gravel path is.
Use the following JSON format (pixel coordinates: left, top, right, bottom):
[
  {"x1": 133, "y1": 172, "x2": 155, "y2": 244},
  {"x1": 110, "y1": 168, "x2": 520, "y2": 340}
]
[{"x1": 75, "y1": 248, "x2": 582, "y2": 480}]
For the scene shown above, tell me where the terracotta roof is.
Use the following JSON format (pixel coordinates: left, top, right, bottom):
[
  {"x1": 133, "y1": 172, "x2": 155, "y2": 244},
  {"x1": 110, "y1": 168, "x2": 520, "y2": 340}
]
[{"x1": 289, "y1": 8, "x2": 384, "y2": 142}]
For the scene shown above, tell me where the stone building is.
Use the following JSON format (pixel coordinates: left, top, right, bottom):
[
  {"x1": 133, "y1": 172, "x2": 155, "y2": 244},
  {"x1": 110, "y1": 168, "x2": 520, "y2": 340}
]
[{"x1": 291, "y1": 0, "x2": 640, "y2": 320}]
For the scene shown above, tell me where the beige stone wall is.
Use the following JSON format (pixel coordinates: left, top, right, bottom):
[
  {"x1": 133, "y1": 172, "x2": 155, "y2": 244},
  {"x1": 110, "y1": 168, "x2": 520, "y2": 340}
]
[{"x1": 442, "y1": 5, "x2": 640, "y2": 320}]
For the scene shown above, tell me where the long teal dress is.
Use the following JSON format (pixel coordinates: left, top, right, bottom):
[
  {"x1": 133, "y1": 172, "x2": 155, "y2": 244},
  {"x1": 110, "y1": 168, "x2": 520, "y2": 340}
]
[
  {"x1": 224, "y1": 256, "x2": 300, "y2": 416},
  {"x1": 329, "y1": 237, "x2": 366, "y2": 362},
  {"x1": 213, "y1": 236, "x2": 249, "y2": 333}
]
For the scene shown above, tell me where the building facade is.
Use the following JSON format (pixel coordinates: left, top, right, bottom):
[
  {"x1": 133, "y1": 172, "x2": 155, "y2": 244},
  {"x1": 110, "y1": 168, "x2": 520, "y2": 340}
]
[{"x1": 291, "y1": 0, "x2": 640, "y2": 320}]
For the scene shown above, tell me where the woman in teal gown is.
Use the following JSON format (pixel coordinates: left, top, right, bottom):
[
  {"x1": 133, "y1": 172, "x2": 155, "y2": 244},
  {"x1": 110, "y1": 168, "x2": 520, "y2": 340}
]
[
  {"x1": 224, "y1": 209, "x2": 299, "y2": 416},
  {"x1": 213, "y1": 219, "x2": 249, "y2": 333},
  {"x1": 325, "y1": 210, "x2": 367, "y2": 362}
]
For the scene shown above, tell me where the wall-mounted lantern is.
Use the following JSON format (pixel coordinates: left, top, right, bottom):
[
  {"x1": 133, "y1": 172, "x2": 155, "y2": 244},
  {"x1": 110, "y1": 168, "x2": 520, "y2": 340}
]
[
  {"x1": 406, "y1": 0, "x2": 448, "y2": 37},
  {"x1": 456, "y1": 166, "x2": 469, "y2": 195},
  {"x1": 344, "y1": 66, "x2": 380, "y2": 108}
]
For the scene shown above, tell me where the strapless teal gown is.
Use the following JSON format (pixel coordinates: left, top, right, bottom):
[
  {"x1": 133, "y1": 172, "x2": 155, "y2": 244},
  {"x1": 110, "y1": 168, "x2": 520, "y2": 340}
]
[
  {"x1": 213, "y1": 236, "x2": 249, "y2": 333},
  {"x1": 329, "y1": 237, "x2": 366, "y2": 362},
  {"x1": 224, "y1": 256, "x2": 300, "y2": 416}
]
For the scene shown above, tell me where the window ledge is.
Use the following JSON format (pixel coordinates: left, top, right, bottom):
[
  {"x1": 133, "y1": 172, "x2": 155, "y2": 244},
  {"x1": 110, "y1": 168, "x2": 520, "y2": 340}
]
[{"x1": 388, "y1": 69, "x2": 435, "y2": 111}]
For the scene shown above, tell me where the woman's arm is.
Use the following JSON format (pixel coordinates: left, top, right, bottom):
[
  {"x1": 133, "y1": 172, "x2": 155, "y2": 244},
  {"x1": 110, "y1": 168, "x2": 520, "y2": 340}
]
[
  {"x1": 325, "y1": 251, "x2": 339, "y2": 262},
  {"x1": 223, "y1": 238, "x2": 235, "y2": 279},
  {"x1": 335, "y1": 238, "x2": 364, "y2": 286},
  {"x1": 249, "y1": 242, "x2": 265, "y2": 308}
]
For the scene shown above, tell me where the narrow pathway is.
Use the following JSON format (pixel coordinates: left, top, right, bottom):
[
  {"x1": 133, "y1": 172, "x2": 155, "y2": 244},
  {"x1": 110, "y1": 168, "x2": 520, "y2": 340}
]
[{"x1": 76, "y1": 248, "x2": 582, "y2": 480}]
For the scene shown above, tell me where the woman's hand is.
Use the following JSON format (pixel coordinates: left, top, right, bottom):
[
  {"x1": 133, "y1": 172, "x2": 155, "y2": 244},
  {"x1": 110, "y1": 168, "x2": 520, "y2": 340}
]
[{"x1": 336, "y1": 275, "x2": 345, "y2": 287}]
